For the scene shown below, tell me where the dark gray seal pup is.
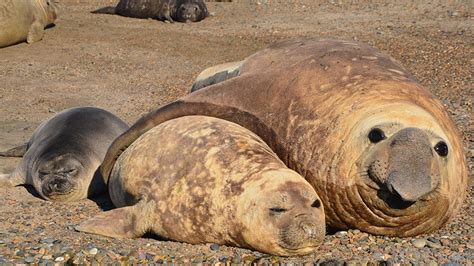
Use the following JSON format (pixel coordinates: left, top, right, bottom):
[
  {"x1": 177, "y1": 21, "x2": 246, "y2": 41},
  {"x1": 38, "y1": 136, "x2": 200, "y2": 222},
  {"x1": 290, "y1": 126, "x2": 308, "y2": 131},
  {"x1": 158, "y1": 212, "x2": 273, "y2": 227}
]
[
  {"x1": 77, "y1": 116, "x2": 325, "y2": 256},
  {"x1": 0, "y1": 107, "x2": 129, "y2": 202},
  {"x1": 92, "y1": 0, "x2": 209, "y2": 23},
  {"x1": 101, "y1": 38, "x2": 468, "y2": 237}
]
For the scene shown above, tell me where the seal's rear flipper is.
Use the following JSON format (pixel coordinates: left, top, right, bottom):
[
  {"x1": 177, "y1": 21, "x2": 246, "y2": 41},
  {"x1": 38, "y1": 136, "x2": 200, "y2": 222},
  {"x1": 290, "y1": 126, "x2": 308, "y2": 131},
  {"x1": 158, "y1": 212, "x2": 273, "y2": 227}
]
[
  {"x1": 0, "y1": 143, "x2": 28, "y2": 157},
  {"x1": 91, "y1": 6, "x2": 116, "y2": 14},
  {"x1": 75, "y1": 200, "x2": 152, "y2": 238},
  {"x1": 0, "y1": 168, "x2": 26, "y2": 187},
  {"x1": 191, "y1": 60, "x2": 244, "y2": 92}
]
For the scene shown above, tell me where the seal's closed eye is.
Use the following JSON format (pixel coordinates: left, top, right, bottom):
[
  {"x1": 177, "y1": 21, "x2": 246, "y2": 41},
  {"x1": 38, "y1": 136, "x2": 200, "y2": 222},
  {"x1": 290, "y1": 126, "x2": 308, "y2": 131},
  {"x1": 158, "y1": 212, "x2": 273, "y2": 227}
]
[{"x1": 269, "y1": 207, "x2": 287, "y2": 213}]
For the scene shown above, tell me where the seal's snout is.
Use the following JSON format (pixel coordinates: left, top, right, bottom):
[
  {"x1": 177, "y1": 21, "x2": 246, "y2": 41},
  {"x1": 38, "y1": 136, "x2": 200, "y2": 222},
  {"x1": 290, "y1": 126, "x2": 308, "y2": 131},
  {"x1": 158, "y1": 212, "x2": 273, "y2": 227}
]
[
  {"x1": 366, "y1": 127, "x2": 442, "y2": 208},
  {"x1": 387, "y1": 172, "x2": 433, "y2": 202},
  {"x1": 385, "y1": 128, "x2": 437, "y2": 202},
  {"x1": 299, "y1": 221, "x2": 320, "y2": 239},
  {"x1": 43, "y1": 176, "x2": 73, "y2": 195}
]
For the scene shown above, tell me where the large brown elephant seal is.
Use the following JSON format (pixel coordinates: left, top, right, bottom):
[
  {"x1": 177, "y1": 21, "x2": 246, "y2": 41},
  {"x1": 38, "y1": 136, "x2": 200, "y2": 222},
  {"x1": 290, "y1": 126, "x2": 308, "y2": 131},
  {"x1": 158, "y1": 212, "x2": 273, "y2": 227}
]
[
  {"x1": 0, "y1": 0, "x2": 58, "y2": 48},
  {"x1": 0, "y1": 107, "x2": 129, "y2": 202},
  {"x1": 92, "y1": 0, "x2": 208, "y2": 23},
  {"x1": 77, "y1": 116, "x2": 325, "y2": 256},
  {"x1": 100, "y1": 38, "x2": 468, "y2": 236}
]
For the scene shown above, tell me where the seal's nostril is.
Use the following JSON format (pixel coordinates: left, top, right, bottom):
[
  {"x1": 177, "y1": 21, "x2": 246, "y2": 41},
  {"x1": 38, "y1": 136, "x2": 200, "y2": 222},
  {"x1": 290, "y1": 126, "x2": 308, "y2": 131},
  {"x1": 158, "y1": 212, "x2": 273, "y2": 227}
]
[
  {"x1": 300, "y1": 222, "x2": 316, "y2": 237},
  {"x1": 311, "y1": 199, "x2": 321, "y2": 208}
]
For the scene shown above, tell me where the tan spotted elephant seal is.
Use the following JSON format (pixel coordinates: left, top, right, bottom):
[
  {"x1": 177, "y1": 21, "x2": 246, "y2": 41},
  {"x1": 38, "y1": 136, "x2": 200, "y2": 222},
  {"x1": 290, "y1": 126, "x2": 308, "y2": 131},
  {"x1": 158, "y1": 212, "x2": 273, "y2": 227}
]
[
  {"x1": 0, "y1": 107, "x2": 129, "y2": 201},
  {"x1": 0, "y1": 0, "x2": 58, "y2": 48},
  {"x1": 77, "y1": 116, "x2": 325, "y2": 256},
  {"x1": 100, "y1": 38, "x2": 468, "y2": 236}
]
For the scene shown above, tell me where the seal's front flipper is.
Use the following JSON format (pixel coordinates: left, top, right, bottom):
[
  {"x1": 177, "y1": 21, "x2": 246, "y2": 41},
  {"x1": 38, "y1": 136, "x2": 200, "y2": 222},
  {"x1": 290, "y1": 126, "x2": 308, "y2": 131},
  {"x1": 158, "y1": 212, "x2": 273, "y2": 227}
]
[
  {"x1": 191, "y1": 60, "x2": 244, "y2": 92},
  {"x1": 27, "y1": 21, "x2": 45, "y2": 43},
  {"x1": 75, "y1": 200, "x2": 152, "y2": 239},
  {"x1": 0, "y1": 143, "x2": 28, "y2": 157}
]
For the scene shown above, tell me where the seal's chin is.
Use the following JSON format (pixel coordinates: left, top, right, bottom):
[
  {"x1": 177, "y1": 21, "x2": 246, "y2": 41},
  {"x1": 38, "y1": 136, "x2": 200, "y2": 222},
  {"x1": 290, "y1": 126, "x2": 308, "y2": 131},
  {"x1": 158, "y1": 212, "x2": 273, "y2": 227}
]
[
  {"x1": 277, "y1": 243, "x2": 319, "y2": 256},
  {"x1": 41, "y1": 182, "x2": 77, "y2": 202},
  {"x1": 277, "y1": 225, "x2": 323, "y2": 256},
  {"x1": 45, "y1": 191, "x2": 74, "y2": 201}
]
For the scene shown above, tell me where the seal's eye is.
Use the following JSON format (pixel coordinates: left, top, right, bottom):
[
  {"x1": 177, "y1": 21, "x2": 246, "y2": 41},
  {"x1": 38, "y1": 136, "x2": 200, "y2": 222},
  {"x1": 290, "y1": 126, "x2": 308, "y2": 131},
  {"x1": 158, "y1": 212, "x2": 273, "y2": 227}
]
[
  {"x1": 368, "y1": 128, "x2": 386, "y2": 143},
  {"x1": 39, "y1": 171, "x2": 49, "y2": 176},
  {"x1": 269, "y1": 207, "x2": 287, "y2": 213},
  {"x1": 64, "y1": 169, "x2": 77, "y2": 175},
  {"x1": 434, "y1": 141, "x2": 448, "y2": 157},
  {"x1": 311, "y1": 199, "x2": 321, "y2": 208}
]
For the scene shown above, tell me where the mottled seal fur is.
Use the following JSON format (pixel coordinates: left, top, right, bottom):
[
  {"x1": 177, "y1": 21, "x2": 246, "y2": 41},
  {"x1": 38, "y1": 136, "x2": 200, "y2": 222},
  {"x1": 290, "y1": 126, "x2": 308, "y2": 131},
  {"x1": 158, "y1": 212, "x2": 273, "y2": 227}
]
[
  {"x1": 77, "y1": 116, "x2": 325, "y2": 256},
  {"x1": 92, "y1": 0, "x2": 209, "y2": 23},
  {"x1": 0, "y1": 0, "x2": 58, "y2": 48},
  {"x1": 0, "y1": 107, "x2": 129, "y2": 202},
  {"x1": 101, "y1": 38, "x2": 468, "y2": 236}
]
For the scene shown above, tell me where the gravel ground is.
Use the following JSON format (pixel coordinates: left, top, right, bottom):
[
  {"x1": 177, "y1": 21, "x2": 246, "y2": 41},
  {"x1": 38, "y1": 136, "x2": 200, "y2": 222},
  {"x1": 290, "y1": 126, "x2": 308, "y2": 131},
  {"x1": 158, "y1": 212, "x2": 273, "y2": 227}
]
[{"x1": 0, "y1": 0, "x2": 472, "y2": 264}]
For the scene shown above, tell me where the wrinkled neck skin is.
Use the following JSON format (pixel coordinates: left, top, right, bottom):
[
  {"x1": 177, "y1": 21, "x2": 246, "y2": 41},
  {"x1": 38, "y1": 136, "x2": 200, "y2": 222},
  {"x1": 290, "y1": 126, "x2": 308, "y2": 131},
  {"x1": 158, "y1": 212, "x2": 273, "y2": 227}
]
[
  {"x1": 311, "y1": 96, "x2": 466, "y2": 236},
  {"x1": 30, "y1": 153, "x2": 91, "y2": 202}
]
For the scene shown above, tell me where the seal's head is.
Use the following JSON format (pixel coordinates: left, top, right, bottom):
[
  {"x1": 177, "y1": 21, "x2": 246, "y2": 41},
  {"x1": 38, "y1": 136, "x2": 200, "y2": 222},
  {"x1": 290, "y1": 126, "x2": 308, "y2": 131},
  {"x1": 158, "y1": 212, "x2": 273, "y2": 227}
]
[
  {"x1": 363, "y1": 126, "x2": 444, "y2": 206},
  {"x1": 41, "y1": 0, "x2": 59, "y2": 24},
  {"x1": 33, "y1": 154, "x2": 88, "y2": 202},
  {"x1": 323, "y1": 80, "x2": 468, "y2": 236},
  {"x1": 174, "y1": 0, "x2": 209, "y2": 22},
  {"x1": 237, "y1": 169, "x2": 325, "y2": 256}
]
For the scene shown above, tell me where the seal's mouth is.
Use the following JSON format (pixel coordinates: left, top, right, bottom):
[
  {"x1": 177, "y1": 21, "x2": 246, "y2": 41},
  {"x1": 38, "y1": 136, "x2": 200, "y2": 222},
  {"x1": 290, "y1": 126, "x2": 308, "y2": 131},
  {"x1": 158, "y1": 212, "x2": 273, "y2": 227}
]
[
  {"x1": 362, "y1": 169, "x2": 418, "y2": 210},
  {"x1": 41, "y1": 178, "x2": 75, "y2": 199},
  {"x1": 376, "y1": 186, "x2": 416, "y2": 209},
  {"x1": 276, "y1": 221, "x2": 324, "y2": 255}
]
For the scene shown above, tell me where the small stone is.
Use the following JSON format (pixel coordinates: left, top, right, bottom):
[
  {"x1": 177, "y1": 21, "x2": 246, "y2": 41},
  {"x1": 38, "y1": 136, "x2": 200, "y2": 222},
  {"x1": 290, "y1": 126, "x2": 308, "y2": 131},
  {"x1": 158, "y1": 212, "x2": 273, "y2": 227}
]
[
  {"x1": 24, "y1": 257, "x2": 35, "y2": 263},
  {"x1": 448, "y1": 10, "x2": 460, "y2": 17},
  {"x1": 145, "y1": 253, "x2": 155, "y2": 260},
  {"x1": 89, "y1": 248, "x2": 98, "y2": 255},
  {"x1": 40, "y1": 238, "x2": 55, "y2": 244},
  {"x1": 412, "y1": 238, "x2": 427, "y2": 248},
  {"x1": 427, "y1": 240, "x2": 442, "y2": 249},
  {"x1": 372, "y1": 252, "x2": 384, "y2": 260},
  {"x1": 42, "y1": 255, "x2": 53, "y2": 260},
  {"x1": 440, "y1": 239, "x2": 450, "y2": 246},
  {"x1": 137, "y1": 251, "x2": 146, "y2": 261},
  {"x1": 219, "y1": 255, "x2": 227, "y2": 263},
  {"x1": 54, "y1": 256, "x2": 64, "y2": 262},
  {"x1": 210, "y1": 243, "x2": 220, "y2": 251},
  {"x1": 231, "y1": 254, "x2": 241, "y2": 264}
]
